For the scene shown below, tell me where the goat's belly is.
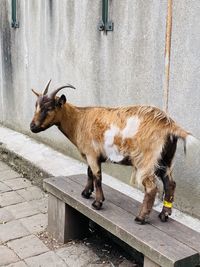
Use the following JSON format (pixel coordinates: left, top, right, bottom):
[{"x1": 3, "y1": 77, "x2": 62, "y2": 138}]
[
  {"x1": 113, "y1": 156, "x2": 132, "y2": 166},
  {"x1": 103, "y1": 146, "x2": 132, "y2": 166}
]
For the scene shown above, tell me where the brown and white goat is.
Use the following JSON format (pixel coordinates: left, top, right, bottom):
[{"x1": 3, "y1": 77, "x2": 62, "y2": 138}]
[{"x1": 30, "y1": 80, "x2": 198, "y2": 224}]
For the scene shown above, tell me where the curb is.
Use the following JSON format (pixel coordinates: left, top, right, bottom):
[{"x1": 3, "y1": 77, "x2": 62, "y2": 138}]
[{"x1": 0, "y1": 144, "x2": 50, "y2": 188}]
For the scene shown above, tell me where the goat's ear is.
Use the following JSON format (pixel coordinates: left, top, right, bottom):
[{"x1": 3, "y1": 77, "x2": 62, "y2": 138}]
[{"x1": 57, "y1": 94, "x2": 66, "y2": 107}]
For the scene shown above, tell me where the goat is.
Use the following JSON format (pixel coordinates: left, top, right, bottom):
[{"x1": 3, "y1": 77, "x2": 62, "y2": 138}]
[{"x1": 30, "y1": 80, "x2": 198, "y2": 224}]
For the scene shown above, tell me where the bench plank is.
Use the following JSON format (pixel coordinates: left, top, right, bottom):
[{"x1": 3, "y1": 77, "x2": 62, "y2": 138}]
[
  {"x1": 70, "y1": 174, "x2": 200, "y2": 253},
  {"x1": 44, "y1": 176, "x2": 199, "y2": 267}
]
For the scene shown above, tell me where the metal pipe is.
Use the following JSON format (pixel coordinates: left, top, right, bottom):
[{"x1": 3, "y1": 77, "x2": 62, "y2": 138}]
[
  {"x1": 163, "y1": 0, "x2": 172, "y2": 113},
  {"x1": 11, "y1": 0, "x2": 19, "y2": 28},
  {"x1": 98, "y1": 0, "x2": 113, "y2": 32},
  {"x1": 102, "y1": 0, "x2": 108, "y2": 27}
]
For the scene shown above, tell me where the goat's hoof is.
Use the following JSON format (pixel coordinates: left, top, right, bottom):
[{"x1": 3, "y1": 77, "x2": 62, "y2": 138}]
[
  {"x1": 92, "y1": 200, "x2": 102, "y2": 210},
  {"x1": 159, "y1": 212, "x2": 169, "y2": 222},
  {"x1": 135, "y1": 216, "x2": 146, "y2": 225},
  {"x1": 81, "y1": 190, "x2": 92, "y2": 199}
]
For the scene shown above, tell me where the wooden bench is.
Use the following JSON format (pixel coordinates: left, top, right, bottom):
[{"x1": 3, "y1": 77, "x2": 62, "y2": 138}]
[{"x1": 43, "y1": 175, "x2": 200, "y2": 267}]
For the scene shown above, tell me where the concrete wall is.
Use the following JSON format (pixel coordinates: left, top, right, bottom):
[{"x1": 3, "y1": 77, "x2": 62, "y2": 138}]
[
  {"x1": 0, "y1": 0, "x2": 199, "y2": 218},
  {"x1": 168, "y1": 1, "x2": 200, "y2": 218}
]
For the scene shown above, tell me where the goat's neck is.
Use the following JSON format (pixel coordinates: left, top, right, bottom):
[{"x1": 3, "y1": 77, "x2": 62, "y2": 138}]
[{"x1": 57, "y1": 103, "x2": 80, "y2": 146}]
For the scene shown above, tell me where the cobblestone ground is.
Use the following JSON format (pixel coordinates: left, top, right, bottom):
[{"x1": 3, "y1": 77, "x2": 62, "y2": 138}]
[{"x1": 0, "y1": 161, "x2": 139, "y2": 267}]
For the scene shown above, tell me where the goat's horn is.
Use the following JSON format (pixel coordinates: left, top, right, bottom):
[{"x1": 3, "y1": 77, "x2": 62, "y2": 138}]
[
  {"x1": 31, "y1": 89, "x2": 40, "y2": 97},
  {"x1": 43, "y1": 79, "x2": 52, "y2": 95},
  {"x1": 50, "y1": 84, "x2": 76, "y2": 99}
]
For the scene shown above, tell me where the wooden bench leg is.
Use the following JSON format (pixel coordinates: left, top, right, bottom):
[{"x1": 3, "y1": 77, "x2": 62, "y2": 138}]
[
  {"x1": 144, "y1": 257, "x2": 160, "y2": 267},
  {"x1": 47, "y1": 194, "x2": 89, "y2": 243}
]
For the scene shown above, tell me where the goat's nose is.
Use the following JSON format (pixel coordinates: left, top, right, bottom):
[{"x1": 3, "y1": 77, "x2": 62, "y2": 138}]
[{"x1": 30, "y1": 122, "x2": 37, "y2": 132}]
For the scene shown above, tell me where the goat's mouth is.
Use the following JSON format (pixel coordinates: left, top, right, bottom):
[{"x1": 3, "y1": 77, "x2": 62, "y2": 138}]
[
  {"x1": 30, "y1": 125, "x2": 45, "y2": 133},
  {"x1": 30, "y1": 122, "x2": 44, "y2": 133},
  {"x1": 30, "y1": 123, "x2": 53, "y2": 133}
]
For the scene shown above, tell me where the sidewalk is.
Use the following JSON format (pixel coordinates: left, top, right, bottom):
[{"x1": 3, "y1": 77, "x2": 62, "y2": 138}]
[{"x1": 0, "y1": 160, "x2": 137, "y2": 267}]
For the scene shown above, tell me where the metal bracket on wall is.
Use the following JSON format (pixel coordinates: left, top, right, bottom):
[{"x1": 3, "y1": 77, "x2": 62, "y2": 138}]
[
  {"x1": 11, "y1": 0, "x2": 19, "y2": 28},
  {"x1": 98, "y1": 0, "x2": 113, "y2": 33}
]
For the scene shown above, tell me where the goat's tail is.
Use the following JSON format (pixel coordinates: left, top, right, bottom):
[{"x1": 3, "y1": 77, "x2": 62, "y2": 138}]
[
  {"x1": 171, "y1": 124, "x2": 200, "y2": 159},
  {"x1": 184, "y1": 135, "x2": 200, "y2": 156}
]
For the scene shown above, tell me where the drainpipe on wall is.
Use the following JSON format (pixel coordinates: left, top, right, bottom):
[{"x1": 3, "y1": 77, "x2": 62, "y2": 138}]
[
  {"x1": 98, "y1": 0, "x2": 113, "y2": 33},
  {"x1": 163, "y1": 0, "x2": 173, "y2": 113},
  {"x1": 11, "y1": 0, "x2": 19, "y2": 28}
]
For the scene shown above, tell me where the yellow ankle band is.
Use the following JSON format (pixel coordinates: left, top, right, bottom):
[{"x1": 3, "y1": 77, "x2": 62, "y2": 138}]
[{"x1": 163, "y1": 200, "x2": 173, "y2": 208}]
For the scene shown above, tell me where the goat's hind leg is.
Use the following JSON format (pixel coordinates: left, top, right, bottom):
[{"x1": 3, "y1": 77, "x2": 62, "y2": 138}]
[
  {"x1": 156, "y1": 134, "x2": 177, "y2": 222},
  {"x1": 82, "y1": 166, "x2": 94, "y2": 199},
  {"x1": 159, "y1": 175, "x2": 176, "y2": 222},
  {"x1": 135, "y1": 175, "x2": 157, "y2": 224}
]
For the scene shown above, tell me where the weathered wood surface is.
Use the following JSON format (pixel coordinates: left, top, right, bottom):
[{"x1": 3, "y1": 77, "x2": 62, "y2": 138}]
[
  {"x1": 48, "y1": 194, "x2": 89, "y2": 243},
  {"x1": 144, "y1": 256, "x2": 160, "y2": 267},
  {"x1": 71, "y1": 174, "x2": 200, "y2": 253},
  {"x1": 43, "y1": 175, "x2": 200, "y2": 267}
]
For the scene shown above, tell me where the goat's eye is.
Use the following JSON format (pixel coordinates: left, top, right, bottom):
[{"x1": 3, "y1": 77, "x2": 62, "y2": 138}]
[{"x1": 44, "y1": 108, "x2": 53, "y2": 114}]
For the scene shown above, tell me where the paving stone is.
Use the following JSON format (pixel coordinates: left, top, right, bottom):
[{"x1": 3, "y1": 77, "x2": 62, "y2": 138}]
[
  {"x1": 20, "y1": 213, "x2": 47, "y2": 234},
  {"x1": 4, "y1": 178, "x2": 32, "y2": 191},
  {"x1": 89, "y1": 264, "x2": 111, "y2": 267},
  {"x1": 0, "y1": 207, "x2": 14, "y2": 223},
  {"x1": 7, "y1": 234, "x2": 49, "y2": 259},
  {"x1": 0, "y1": 181, "x2": 12, "y2": 193},
  {"x1": 119, "y1": 259, "x2": 138, "y2": 267},
  {"x1": 0, "y1": 245, "x2": 19, "y2": 265},
  {"x1": 0, "y1": 220, "x2": 30, "y2": 242},
  {"x1": 24, "y1": 251, "x2": 66, "y2": 267},
  {"x1": 17, "y1": 186, "x2": 46, "y2": 201},
  {"x1": 0, "y1": 161, "x2": 10, "y2": 171},
  {"x1": 6, "y1": 261, "x2": 28, "y2": 267},
  {"x1": 0, "y1": 169, "x2": 21, "y2": 181},
  {"x1": 29, "y1": 198, "x2": 48, "y2": 214},
  {"x1": 55, "y1": 243, "x2": 100, "y2": 266},
  {"x1": 5, "y1": 202, "x2": 39, "y2": 219},
  {"x1": 0, "y1": 191, "x2": 24, "y2": 207}
]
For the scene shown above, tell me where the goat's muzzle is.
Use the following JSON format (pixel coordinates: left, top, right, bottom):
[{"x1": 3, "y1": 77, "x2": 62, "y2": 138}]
[{"x1": 30, "y1": 122, "x2": 44, "y2": 133}]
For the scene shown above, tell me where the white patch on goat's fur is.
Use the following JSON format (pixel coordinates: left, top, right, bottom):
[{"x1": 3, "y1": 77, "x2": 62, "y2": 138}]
[
  {"x1": 36, "y1": 104, "x2": 41, "y2": 114},
  {"x1": 122, "y1": 117, "x2": 140, "y2": 138},
  {"x1": 104, "y1": 125, "x2": 119, "y2": 146},
  {"x1": 107, "y1": 144, "x2": 124, "y2": 162},
  {"x1": 103, "y1": 117, "x2": 140, "y2": 162},
  {"x1": 104, "y1": 125, "x2": 124, "y2": 162}
]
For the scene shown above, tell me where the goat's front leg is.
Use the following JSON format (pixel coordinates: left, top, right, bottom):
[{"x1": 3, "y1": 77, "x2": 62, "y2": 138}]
[
  {"x1": 159, "y1": 177, "x2": 176, "y2": 222},
  {"x1": 82, "y1": 166, "x2": 94, "y2": 199},
  {"x1": 135, "y1": 175, "x2": 157, "y2": 224},
  {"x1": 92, "y1": 169, "x2": 105, "y2": 210},
  {"x1": 86, "y1": 156, "x2": 105, "y2": 210}
]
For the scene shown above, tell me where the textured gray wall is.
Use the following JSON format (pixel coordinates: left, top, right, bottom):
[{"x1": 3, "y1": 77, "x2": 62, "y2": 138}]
[
  {"x1": 168, "y1": 1, "x2": 200, "y2": 218},
  {"x1": 0, "y1": 0, "x2": 199, "y2": 218}
]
